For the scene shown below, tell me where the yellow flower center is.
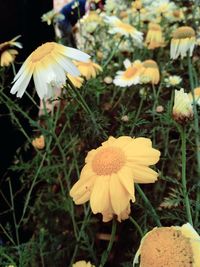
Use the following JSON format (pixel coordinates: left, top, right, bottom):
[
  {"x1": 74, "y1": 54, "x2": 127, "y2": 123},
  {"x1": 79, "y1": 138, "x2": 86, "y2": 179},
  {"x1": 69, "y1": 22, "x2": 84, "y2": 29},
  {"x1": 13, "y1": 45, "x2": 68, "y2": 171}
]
[
  {"x1": 116, "y1": 21, "x2": 134, "y2": 33},
  {"x1": 143, "y1": 60, "x2": 158, "y2": 69},
  {"x1": 92, "y1": 147, "x2": 125, "y2": 175},
  {"x1": 140, "y1": 227, "x2": 194, "y2": 267},
  {"x1": 173, "y1": 26, "x2": 195, "y2": 39},
  {"x1": 124, "y1": 66, "x2": 138, "y2": 78},
  {"x1": 31, "y1": 42, "x2": 55, "y2": 62}
]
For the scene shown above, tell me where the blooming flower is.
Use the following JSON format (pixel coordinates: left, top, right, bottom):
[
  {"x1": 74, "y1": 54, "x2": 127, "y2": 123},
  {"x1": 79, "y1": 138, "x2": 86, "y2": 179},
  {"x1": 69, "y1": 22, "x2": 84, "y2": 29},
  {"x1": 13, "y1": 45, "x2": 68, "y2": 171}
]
[
  {"x1": 10, "y1": 42, "x2": 90, "y2": 99},
  {"x1": 0, "y1": 35, "x2": 22, "y2": 67},
  {"x1": 145, "y1": 23, "x2": 165, "y2": 50},
  {"x1": 133, "y1": 223, "x2": 200, "y2": 267},
  {"x1": 141, "y1": 60, "x2": 160, "y2": 85},
  {"x1": 73, "y1": 261, "x2": 95, "y2": 267},
  {"x1": 170, "y1": 26, "x2": 196, "y2": 59},
  {"x1": 105, "y1": 16, "x2": 143, "y2": 45},
  {"x1": 80, "y1": 11, "x2": 103, "y2": 33},
  {"x1": 70, "y1": 136, "x2": 160, "y2": 222},
  {"x1": 41, "y1": 9, "x2": 65, "y2": 25},
  {"x1": 164, "y1": 75, "x2": 182, "y2": 87},
  {"x1": 32, "y1": 135, "x2": 45, "y2": 149},
  {"x1": 172, "y1": 88, "x2": 193, "y2": 123},
  {"x1": 74, "y1": 60, "x2": 102, "y2": 80},
  {"x1": 188, "y1": 87, "x2": 200, "y2": 105},
  {"x1": 113, "y1": 59, "x2": 144, "y2": 87}
]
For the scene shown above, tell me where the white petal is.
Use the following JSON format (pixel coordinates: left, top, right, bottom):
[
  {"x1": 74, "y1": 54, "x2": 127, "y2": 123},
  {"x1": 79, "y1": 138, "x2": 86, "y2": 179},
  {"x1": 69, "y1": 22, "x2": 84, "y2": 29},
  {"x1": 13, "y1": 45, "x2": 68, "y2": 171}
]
[{"x1": 60, "y1": 47, "x2": 90, "y2": 62}]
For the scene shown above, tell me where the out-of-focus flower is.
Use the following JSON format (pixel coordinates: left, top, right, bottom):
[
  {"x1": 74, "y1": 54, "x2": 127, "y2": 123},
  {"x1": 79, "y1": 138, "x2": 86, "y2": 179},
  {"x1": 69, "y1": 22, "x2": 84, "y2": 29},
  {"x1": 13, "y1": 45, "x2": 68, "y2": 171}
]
[
  {"x1": 104, "y1": 76, "x2": 113, "y2": 84},
  {"x1": 133, "y1": 223, "x2": 200, "y2": 267},
  {"x1": 149, "y1": 0, "x2": 176, "y2": 16},
  {"x1": 32, "y1": 135, "x2": 45, "y2": 150},
  {"x1": 141, "y1": 60, "x2": 160, "y2": 85},
  {"x1": 0, "y1": 35, "x2": 22, "y2": 67},
  {"x1": 113, "y1": 59, "x2": 144, "y2": 87},
  {"x1": 105, "y1": 16, "x2": 143, "y2": 45},
  {"x1": 145, "y1": 23, "x2": 165, "y2": 50},
  {"x1": 67, "y1": 73, "x2": 84, "y2": 88},
  {"x1": 10, "y1": 42, "x2": 90, "y2": 99},
  {"x1": 132, "y1": 0, "x2": 142, "y2": 10},
  {"x1": 188, "y1": 87, "x2": 200, "y2": 105},
  {"x1": 121, "y1": 115, "x2": 129, "y2": 122},
  {"x1": 165, "y1": 9, "x2": 185, "y2": 22},
  {"x1": 73, "y1": 260, "x2": 95, "y2": 267},
  {"x1": 41, "y1": 9, "x2": 65, "y2": 25},
  {"x1": 70, "y1": 136, "x2": 160, "y2": 222},
  {"x1": 156, "y1": 105, "x2": 164, "y2": 113},
  {"x1": 170, "y1": 26, "x2": 196, "y2": 59},
  {"x1": 74, "y1": 60, "x2": 102, "y2": 80},
  {"x1": 164, "y1": 75, "x2": 182, "y2": 87},
  {"x1": 172, "y1": 88, "x2": 193, "y2": 123},
  {"x1": 80, "y1": 11, "x2": 103, "y2": 33}
]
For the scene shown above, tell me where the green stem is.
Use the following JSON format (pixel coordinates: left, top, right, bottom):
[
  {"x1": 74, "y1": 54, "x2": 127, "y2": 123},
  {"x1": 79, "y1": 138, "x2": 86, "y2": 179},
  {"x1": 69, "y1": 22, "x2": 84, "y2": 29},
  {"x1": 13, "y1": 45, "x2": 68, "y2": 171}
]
[
  {"x1": 135, "y1": 184, "x2": 161, "y2": 227},
  {"x1": 179, "y1": 126, "x2": 193, "y2": 225},
  {"x1": 103, "y1": 36, "x2": 124, "y2": 69},
  {"x1": 129, "y1": 95, "x2": 144, "y2": 136},
  {"x1": 129, "y1": 216, "x2": 144, "y2": 237},
  {"x1": 187, "y1": 55, "x2": 200, "y2": 226},
  {"x1": 99, "y1": 219, "x2": 117, "y2": 267}
]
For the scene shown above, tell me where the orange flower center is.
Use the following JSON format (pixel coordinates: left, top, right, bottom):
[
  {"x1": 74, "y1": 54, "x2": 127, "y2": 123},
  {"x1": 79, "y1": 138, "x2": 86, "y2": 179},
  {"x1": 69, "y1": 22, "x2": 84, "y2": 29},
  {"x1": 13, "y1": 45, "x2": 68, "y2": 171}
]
[
  {"x1": 173, "y1": 26, "x2": 195, "y2": 39},
  {"x1": 124, "y1": 66, "x2": 138, "y2": 78},
  {"x1": 31, "y1": 42, "x2": 55, "y2": 62},
  {"x1": 92, "y1": 147, "x2": 125, "y2": 175},
  {"x1": 140, "y1": 228, "x2": 194, "y2": 267}
]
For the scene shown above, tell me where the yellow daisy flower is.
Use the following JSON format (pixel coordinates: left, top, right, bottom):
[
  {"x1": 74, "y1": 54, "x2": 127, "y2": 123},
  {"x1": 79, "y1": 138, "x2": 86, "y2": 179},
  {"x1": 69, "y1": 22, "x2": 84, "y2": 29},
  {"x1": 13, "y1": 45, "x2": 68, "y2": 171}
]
[
  {"x1": 172, "y1": 88, "x2": 193, "y2": 123},
  {"x1": 32, "y1": 135, "x2": 45, "y2": 150},
  {"x1": 105, "y1": 16, "x2": 143, "y2": 44},
  {"x1": 170, "y1": 26, "x2": 196, "y2": 59},
  {"x1": 67, "y1": 73, "x2": 84, "y2": 88},
  {"x1": 133, "y1": 223, "x2": 200, "y2": 267},
  {"x1": 0, "y1": 35, "x2": 22, "y2": 67},
  {"x1": 113, "y1": 59, "x2": 144, "y2": 87},
  {"x1": 10, "y1": 42, "x2": 90, "y2": 99},
  {"x1": 188, "y1": 87, "x2": 200, "y2": 105},
  {"x1": 141, "y1": 60, "x2": 160, "y2": 85},
  {"x1": 70, "y1": 136, "x2": 160, "y2": 222},
  {"x1": 73, "y1": 261, "x2": 95, "y2": 267},
  {"x1": 80, "y1": 11, "x2": 103, "y2": 33},
  {"x1": 74, "y1": 60, "x2": 102, "y2": 80},
  {"x1": 145, "y1": 23, "x2": 165, "y2": 50}
]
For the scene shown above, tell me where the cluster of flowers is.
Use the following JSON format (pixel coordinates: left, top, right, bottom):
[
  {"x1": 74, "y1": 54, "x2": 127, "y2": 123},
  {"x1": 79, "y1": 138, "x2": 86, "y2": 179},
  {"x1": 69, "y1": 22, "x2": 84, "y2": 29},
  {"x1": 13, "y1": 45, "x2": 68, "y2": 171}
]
[{"x1": 1, "y1": 0, "x2": 200, "y2": 266}]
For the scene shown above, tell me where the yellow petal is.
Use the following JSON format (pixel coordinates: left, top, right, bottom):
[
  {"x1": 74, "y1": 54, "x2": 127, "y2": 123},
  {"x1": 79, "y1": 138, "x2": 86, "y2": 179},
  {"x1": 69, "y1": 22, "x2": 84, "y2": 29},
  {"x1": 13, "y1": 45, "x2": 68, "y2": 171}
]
[
  {"x1": 131, "y1": 165, "x2": 159, "y2": 183},
  {"x1": 110, "y1": 174, "x2": 131, "y2": 215},
  {"x1": 90, "y1": 176, "x2": 111, "y2": 213},
  {"x1": 118, "y1": 166, "x2": 135, "y2": 199}
]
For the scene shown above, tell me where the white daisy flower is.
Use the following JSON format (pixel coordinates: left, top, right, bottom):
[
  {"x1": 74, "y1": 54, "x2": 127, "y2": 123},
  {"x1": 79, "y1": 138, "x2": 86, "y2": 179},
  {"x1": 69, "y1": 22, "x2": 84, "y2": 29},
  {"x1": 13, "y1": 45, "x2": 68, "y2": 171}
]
[
  {"x1": 105, "y1": 16, "x2": 143, "y2": 44},
  {"x1": 10, "y1": 42, "x2": 90, "y2": 99},
  {"x1": 113, "y1": 59, "x2": 144, "y2": 87}
]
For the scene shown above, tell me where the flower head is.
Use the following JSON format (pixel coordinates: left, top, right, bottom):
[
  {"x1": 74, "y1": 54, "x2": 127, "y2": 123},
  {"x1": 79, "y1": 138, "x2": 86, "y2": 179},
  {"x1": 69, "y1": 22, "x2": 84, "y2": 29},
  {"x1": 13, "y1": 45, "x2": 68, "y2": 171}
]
[
  {"x1": 41, "y1": 9, "x2": 65, "y2": 25},
  {"x1": 80, "y1": 11, "x2": 103, "y2": 33},
  {"x1": 141, "y1": 60, "x2": 160, "y2": 85},
  {"x1": 133, "y1": 223, "x2": 200, "y2": 267},
  {"x1": 172, "y1": 88, "x2": 193, "y2": 123},
  {"x1": 67, "y1": 74, "x2": 84, "y2": 88},
  {"x1": 113, "y1": 59, "x2": 144, "y2": 87},
  {"x1": 32, "y1": 135, "x2": 45, "y2": 149},
  {"x1": 164, "y1": 75, "x2": 182, "y2": 87},
  {"x1": 188, "y1": 87, "x2": 200, "y2": 105},
  {"x1": 145, "y1": 23, "x2": 165, "y2": 50},
  {"x1": 74, "y1": 60, "x2": 102, "y2": 80},
  {"x1": 0, "y1": 35, "x2": 22, "y2": 67},
  {"x1": 105, "y1": 16, "x2": 143, "y2": 45},
  {"x1": 70, "y1": 136, "x2": 160, "y2": 222},
  {"x1": 170, "y1": 26, "x2": 196, "y2": 59},
  {"x1": 73, "y1": 261, "x2": 95, "y2": 267},
  {"x1": 10, "y1": 42, "x2": 90, "y2": 99}
]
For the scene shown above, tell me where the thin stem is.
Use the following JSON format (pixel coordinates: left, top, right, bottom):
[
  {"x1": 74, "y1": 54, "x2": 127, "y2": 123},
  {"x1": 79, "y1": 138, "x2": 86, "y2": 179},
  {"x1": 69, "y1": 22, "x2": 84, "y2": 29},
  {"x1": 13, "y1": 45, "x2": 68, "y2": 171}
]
[
  {"x1": 135, "y1": 184, "x2": 161, "y2": 227},
  {"x1": 129, "y1": 216, "x2": 144, "y2": 237},
  {"x1": 99, "y1": 219, "x2": 117, "y2": 267},
  {"x1": 129, "y1": 95, "x2": 144, "y2": 136},
  {"x1": 187, "y1": 55, "x2": 200, "y2": 226},
  {"x1": 179, "y1": 125, "x2": 193, "y2": 225}
]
